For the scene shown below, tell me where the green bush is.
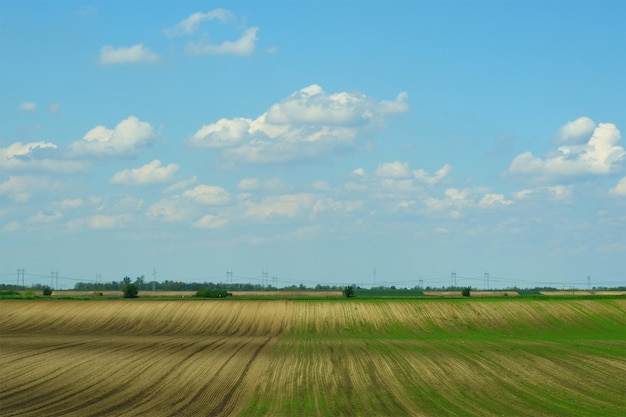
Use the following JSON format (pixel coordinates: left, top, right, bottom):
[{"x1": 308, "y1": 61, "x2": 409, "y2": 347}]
[
  {"x1": 195, "y1": 289, "x2": 232, "y2": 298},
  {"x1": 462, "y1": 287, "x2": 471, "y2": 297},
  {"x1": 123, "y1": 284, "x2": 139, "y2": 298},
  {"x1": 42, "y1": 286, "x2": 53, "y2": 296},
  {"x1": 343, "y1": 285, "x2": 355, "y2": 298}
]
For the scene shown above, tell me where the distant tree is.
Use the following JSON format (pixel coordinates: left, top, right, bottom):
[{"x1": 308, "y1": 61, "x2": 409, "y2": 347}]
[
  {"x1": 134, "y1": 275, "x2": 145, "y2": 289},
  {"x1": 462, "y1": 287, "x2": 471, "y2": 297},
  {"x1": 42, "y1": 286, "x2": 53, "y2": 296},
  {"x1": 195, "y1": 289, "x2": 232, "y2": 298},
  {"x1": 343, "y1": 285, "x2": 355, "y2": 298},
  {"x1": 123, "y1": 284, "x2": 139, "y2": 298}
]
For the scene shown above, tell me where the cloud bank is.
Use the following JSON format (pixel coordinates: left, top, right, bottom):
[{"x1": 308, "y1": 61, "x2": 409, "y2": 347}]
[{"x1": 189, "y1": 84, "x2": 409, "y2": 164}]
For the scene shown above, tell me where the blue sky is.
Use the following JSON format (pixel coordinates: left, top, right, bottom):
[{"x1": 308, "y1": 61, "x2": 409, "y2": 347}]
[{"x1": 1, "y1": 1, "x2": 625, "y2": 290}]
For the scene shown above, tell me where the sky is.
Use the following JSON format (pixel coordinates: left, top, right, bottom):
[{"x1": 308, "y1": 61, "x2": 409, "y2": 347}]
[{"x1": 1, "y1": 0, "x2": 625, "y2": 290}]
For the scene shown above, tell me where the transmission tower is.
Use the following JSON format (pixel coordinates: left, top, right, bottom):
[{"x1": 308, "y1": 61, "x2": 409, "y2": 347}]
[
  {"x1": 484, "y1": 271, "x2": 490, "y2": 290},
  {"x1": 451, "y1": 271, "x2": 457, "y2": 288},
  {"x1": 226, "y1": 270, "x2": 233, "y2": 287},
  {"x1": 262, "y1": 271, "x2": 269, "y2": 287}
]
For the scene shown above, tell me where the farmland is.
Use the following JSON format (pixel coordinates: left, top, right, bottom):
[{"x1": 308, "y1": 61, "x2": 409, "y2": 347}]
[{"x1": 1, "y1": 298, "x2": 625, "y2": 416}]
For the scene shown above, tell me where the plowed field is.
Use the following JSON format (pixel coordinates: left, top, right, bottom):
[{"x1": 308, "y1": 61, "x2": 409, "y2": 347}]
[{"x1": 1, "y1": 299, "x2": 625, "y2": 416}]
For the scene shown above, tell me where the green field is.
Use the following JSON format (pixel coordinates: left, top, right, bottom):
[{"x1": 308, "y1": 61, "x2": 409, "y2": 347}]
[{"x1": 1, "y1": 297, "x2": 625, "y2": 416}]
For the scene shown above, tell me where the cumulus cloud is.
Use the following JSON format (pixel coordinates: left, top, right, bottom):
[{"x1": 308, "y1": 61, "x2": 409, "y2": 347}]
[
  {"x1": 69, "y1": 116, "x2": 155, "y2": 158},
  {"x1": 187, "y1": 27, "x2": 259, "y2": 56},
  {"x1": 183, "y1": 184, "x2": 230, "y2": 205},
  {"x1": 512, "y1": 185, "x2": 573, "y2": 201},
  {"x1": 163, "y1": 176, "x2": 198, "y2": 194},
  {"x1": 147, "y1": 197, "x2": 194, "y2": 223},
  {"x1": 166, "y1": 9, "x2": 258, "y2": 56},
  {"x1": 0, "y1": 141, "x2": 88, "y2": 173},
  {"x1": 99, "y1": 44, "x2": 160, "y2": 65},
  {"x1": 555, "y1": 116, "x2": 596, "y2": 144},
  {"x1": 52, "y1": 198, "x2": 84, "y2": 209},
  {"x1": 312, "y1": 198, "x2": 364, "y2": 214},
  {"x1": 27, "y1": 210, "x2": 62, "y2": 224},
  {"x1": 413, "y1": 164, "x2": 452, "y2": 185},
  {"x1": 609, "y1": 177, "x2": 626, "y2": 196},
  {"x1": 237, "y1": 177, "x2": 282, "y2": 191},
  {"x1": 478, "y1": 193, "x2": 513, "y2": 208},
  {"x1": 244, "y1": 193, "x2": 317, "y2": 219},
  {"x1": 0, "y1": 176, "x2": 62, "y2": 202},
  {"x1": 508, "y1": 120, "x2": 624, "y2": 182},
  {"x1": 192, "y1": 214, "x2": 228, "y2": 229},
  {"x1": 19, "y1": 102, "x2": 36, "y2": 111},
  {"x1": 189, "y1": 85, "x2": 409, "y2": 164},
  {"x1": 424, "y1": 188, "x2": 512, "y2": 218},
  {"x1": 375, "y1": 161, "x2": 411, "y2": 178},
  {"x1": 88, "y1": 214, "x2": 132, "y2": 230},
  {"x1": 110, "y1": 160, "x2": 179, "y2": 186},
  {"x1": 2, "y1": 221, "x2": 21, "y2": 232},
  {"x1": 164, "y1": 9, "x2": 235, "y2": 37}
]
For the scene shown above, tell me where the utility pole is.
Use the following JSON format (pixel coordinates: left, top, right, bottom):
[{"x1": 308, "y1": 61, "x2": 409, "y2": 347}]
[
  {"x1": 373, "y1": 267, "x2": 376, "y2": 287},
  {"x1": 153, "y1": 268, "x2": 157, "y2": 291},
  {"x1": 587, "y1": 275, "x2": 590, "y2": 291}
]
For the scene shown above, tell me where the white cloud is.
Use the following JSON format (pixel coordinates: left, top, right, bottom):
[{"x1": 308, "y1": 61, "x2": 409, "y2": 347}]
[
  {"x1": 512, "y1": 185, "x2": 573, "y2": 202},
  {"x1": 183, "y1": 184, "x2": 230, "y2": 205},
  {"x1": 312, "y1": 180, "x2": 330, "y2": 191},
  {"x1": 164, "y1": 9, "x2": 235, "y2": 37},
  {"x1": 352, "y1": 168, "x2": 366, "y2": 176},
  {"x1": 423, "y1": 187, "x2": 512, "y2": 218},
  {"x1": 312, "y1": 198, "x2": 364, "y2": 214},
  {"x1": 187, "y1": 27, "x2": 259, "y2": 56},
  {"x1": 610, "y1": 177, "x2": 626, "y2": 196},
  {"x1": 0, "y1": 176, "x2": 62, "y2": 202},
  {"x1": 19, "y1": 102, "x2": 36, "y2": 111},
  {"x1": 375, "y1": 161, "x2": 411, "y2": 178},
  {"x1": 110, "y1": 160, "x2": 179, "y2": 186},
  {"x1": 163, "y1": 176, "x2": 198, "y2": 194},
  {"x1": 556, "y1": 116, "x2": 596, "y2": 144},
  {"x1": 27, "y1": 210, "x2": 62, "y2": 224},
  {"x1": 478, "y1": 193, "x2": 513, "y2": 208},
  {"x1": 237, "y1": 177, "x2": 282, "y2": 191},
  {"x1": 546, "y1": 185, "x2": 573, "y2": 201},
  {"x1": 512, "y1": 189, "x2": 533, "y2": 200},
  {"x1": 147, "y1": 197, "x2": 194, "y2": 223},
  {"x1": 413, "y1": 164, "x2": 452, "y2": 185},
  {"x1": 189, "y1": 85, "x2": 409, "y2": 164},
  {"x1": 99, "y1": 44, "x2": 161, "y2": 65},
  {"x1": 192, "y1": 118, "x2": 251, "y2": 148},
  {"x1": 166, "y1": 9, "x2": 258, "y2": 56},
  {"x1": 52, "y1": 198, "x2": 84, "y2": 209},
  {"x1": 238, "y1": 178, "x2": 260, "y2": 190},
  {"x1": 0, "y1": 141, "x2": 88, "y2": 173},
  {"x1": 244, "y1": 193, "x2": 316, "y2": 219},
  {"x1": 88, "y1": 214, "x2": 132, "y2": 230},
  {"x1": 192, "y1": 214, "x2": 228, "y2": 229},
  {"x1": 47, "y1": 103, "x2": 62, "y2": 113},
  {"x1": 69, "y1": 116, "x2": 155, "y2": 158},
  {"x1": 508, "y1": 120, "x2": 624, "y2": 182},
  {"x1": 2, "y1": 221, "x2": 21, "y2": 232}
]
